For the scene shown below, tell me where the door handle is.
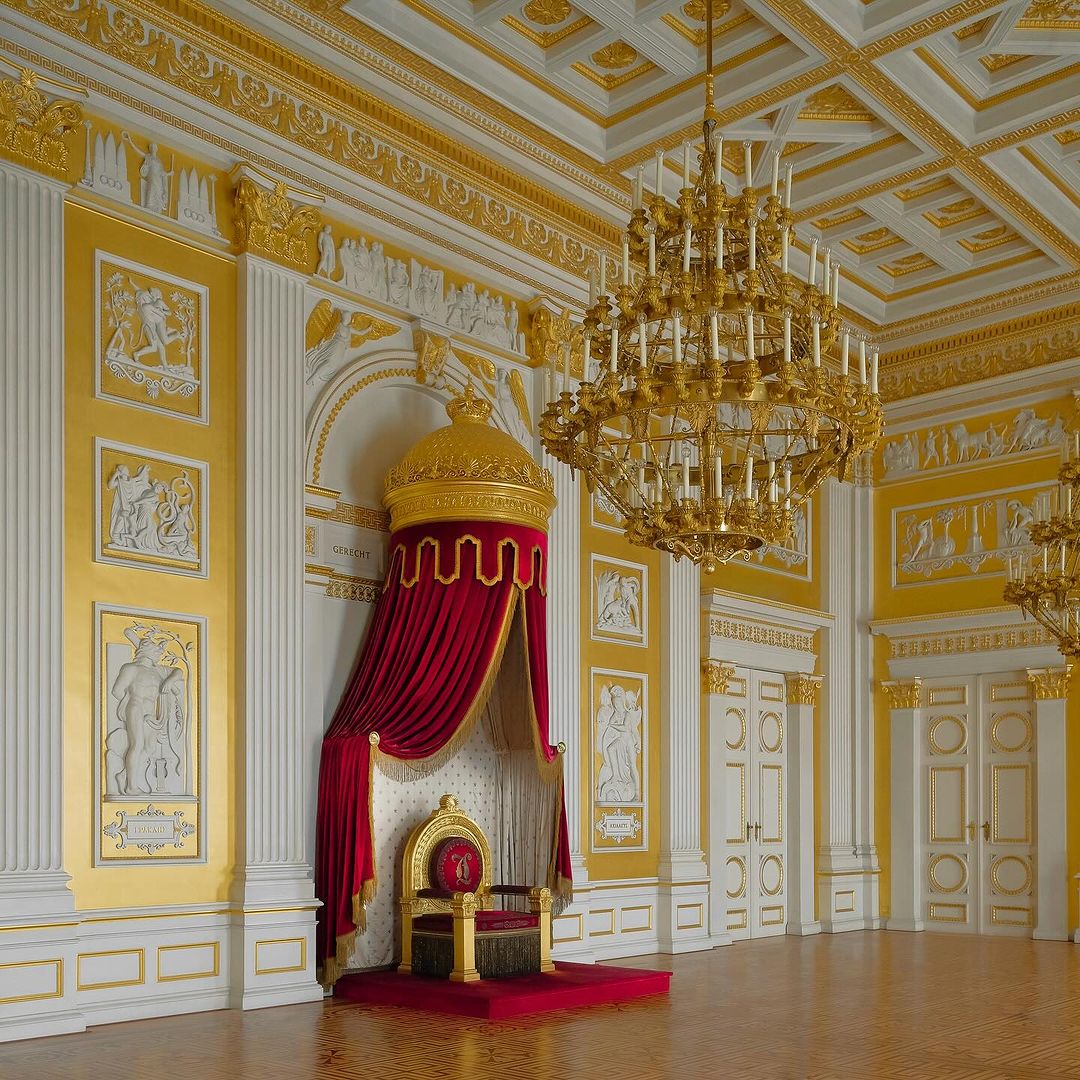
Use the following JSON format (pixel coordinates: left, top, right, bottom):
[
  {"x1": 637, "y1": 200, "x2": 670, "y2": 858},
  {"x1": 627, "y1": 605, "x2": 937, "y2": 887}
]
[
  {"x1": 966, "y1": 822, "x2": 976, "y2": 842},
  {"x1": 754, "y1": 822, "x2": 762, "y2": 841},
  {"x1": 982, "y1": 820, "x2": 991, "y2": 842},
  {"x1": 746, "y1": 821, "x2": 752, "y2": 842}
]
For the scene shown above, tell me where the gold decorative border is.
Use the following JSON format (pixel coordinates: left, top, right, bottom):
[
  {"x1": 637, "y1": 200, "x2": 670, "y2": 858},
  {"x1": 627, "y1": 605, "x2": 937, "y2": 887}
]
[{"x1": 156, "y1": 941, "x2": 220, "y2": 982}]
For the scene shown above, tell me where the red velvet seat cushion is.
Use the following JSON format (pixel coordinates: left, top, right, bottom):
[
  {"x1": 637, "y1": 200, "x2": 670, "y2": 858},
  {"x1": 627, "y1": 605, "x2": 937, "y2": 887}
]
[
  {"x1": 414, "y1": 910, "x2": 540, "y2": 934},
  {"x1": 430, "y1": 836, "x2": 483, "y2": 893}
]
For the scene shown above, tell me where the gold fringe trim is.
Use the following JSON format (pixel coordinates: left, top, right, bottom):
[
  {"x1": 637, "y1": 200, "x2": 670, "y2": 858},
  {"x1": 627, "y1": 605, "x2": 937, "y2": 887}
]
[{"x1": 392, "y1": 534, "x2": 547, "y2": 594}]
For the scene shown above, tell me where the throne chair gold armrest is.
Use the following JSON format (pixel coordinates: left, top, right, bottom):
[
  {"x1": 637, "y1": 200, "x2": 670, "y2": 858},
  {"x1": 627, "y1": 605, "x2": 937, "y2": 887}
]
[{"x1": 398, "y1": 794, "x2": 554, "y2": 982}]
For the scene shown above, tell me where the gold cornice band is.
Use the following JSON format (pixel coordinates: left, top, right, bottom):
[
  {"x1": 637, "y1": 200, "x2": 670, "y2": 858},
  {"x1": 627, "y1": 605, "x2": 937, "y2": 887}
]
[{"x1": 386, "y1": 480, "x2": 555, "y2": 532}]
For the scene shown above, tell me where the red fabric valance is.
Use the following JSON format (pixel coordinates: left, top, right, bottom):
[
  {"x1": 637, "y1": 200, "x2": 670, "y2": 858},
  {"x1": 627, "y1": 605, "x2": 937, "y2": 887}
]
[{"x1": 315, "y1": 521, "x2": 571, "y2": 982}]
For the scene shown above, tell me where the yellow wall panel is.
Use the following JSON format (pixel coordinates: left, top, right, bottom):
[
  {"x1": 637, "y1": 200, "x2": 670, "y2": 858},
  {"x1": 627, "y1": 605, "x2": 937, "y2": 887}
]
[{"x1": 63, "y1": 202, "x2": 238, "y2": 909}]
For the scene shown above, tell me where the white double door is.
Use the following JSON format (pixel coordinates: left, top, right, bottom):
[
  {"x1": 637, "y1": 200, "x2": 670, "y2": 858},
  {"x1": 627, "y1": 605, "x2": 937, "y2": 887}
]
[
  {"x1": 922, "y1": 673, "x2": 1036, "y2": 935},
  {"x1": 717, "y1": 668, "x2": 788, "y2": 940}
]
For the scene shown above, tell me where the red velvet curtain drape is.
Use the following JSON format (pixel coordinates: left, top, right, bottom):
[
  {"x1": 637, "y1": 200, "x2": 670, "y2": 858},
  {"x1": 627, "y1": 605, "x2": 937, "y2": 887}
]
[{"x1": 315, "y1": 521, "x2": 572, "y2": 981}]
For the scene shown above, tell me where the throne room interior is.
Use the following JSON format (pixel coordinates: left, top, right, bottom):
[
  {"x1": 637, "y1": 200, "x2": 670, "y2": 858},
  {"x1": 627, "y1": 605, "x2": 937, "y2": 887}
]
[{"x1": 1, "y1": 1, "x2": 1080, "y2": 1078}]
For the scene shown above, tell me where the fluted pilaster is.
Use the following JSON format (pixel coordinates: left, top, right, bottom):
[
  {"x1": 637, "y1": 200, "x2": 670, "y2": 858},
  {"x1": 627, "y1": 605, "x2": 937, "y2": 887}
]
[
  {"x1": 657, "y1": 557, "x2": 710, "y2": 953},
  {"x1": 0, "y1": 159, "x2": 84, "y2": 1041},
  {"x1": 819, "y1": 478, "x2": 880, "y2": 929},
  {"x1": 231, "y1": 253, "x2": 320, "y2": 1007},
  {"x1": 0, "y1": 162, "x2": 71, "y2": 910}
]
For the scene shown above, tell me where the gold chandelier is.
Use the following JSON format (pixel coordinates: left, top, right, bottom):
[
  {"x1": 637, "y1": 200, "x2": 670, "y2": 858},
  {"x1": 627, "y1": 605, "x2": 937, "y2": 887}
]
[
  {"x1": 1004, "y1": 433, "x2": 1080, "y2": 657},
  {"x1": 539, "y1": 2, "x2": 883, "y2": 572}
]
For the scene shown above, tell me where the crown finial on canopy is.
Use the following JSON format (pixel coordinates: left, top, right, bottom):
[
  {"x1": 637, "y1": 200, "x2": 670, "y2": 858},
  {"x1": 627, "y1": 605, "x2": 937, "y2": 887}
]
[{"x1": 445, "y1": 382, "x2": 492, "y2": 424}]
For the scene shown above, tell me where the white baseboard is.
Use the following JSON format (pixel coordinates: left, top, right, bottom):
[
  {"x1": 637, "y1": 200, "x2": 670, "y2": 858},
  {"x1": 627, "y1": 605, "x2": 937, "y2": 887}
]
[
  {"x1": 886, "y1": 918, "x2": 926, "y2": 932},
  {"x1": 0, "y1": 901, "x2": 323, "y2": 1043}
]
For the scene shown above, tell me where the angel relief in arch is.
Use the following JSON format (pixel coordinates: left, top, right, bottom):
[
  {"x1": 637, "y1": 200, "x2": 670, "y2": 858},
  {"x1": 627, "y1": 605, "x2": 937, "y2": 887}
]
[{"x1": 303, "y1": 298, "x2": 397, "y2": 385}]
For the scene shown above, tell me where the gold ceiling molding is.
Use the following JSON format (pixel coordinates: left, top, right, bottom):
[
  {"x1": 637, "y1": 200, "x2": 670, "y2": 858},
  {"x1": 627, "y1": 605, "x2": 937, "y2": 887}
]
[
  {"x1": 2, "y1": 37, "x2": 580, "y2": 310},
  {"x1": 6, "y1": 0, "x2": 621, "y2": 279},
  {"x1": 915, "y1": 48, "x2": 1080, "y2": 112},
  {"x1": 1016, "y1": 0, "x2": 1080, "y2": 29},
  {"x1": 880, "y1": 253, "x2": 937, "y2": 278},
  {"x1": 876, "y1": 271, "x2": 1079, "y2": 338},
  {"x1": 662, "y1": 6, "x2": 746, "y2": 47},
  {"x1": 849, "y1": 65, "x2": 1080, "y2": 263},
  {"x1": 0, "y1": 64, "x2": 82, "y2": 177},
  {"x1": 1018, "y1": 145, "x2": 1080, "y2": 210},
  {"x1": 573, "y1": 57, "x2": 656, "y2": 91},
  {"x1": 799, "y1": 84, "x2": 876, "y2": 123},
  {"x1": 878, "y1": 301, "x2": 1080, "y2": 401},
  {"x1": 979, "y1": 53, "x2": 1032, "y2": 73},
  {"x1": 503, "y1": 13, "x2": 592, "y2": 49},
  {"x1": 973, "y1": 109, "x2": 1080, "y2": 155},
  {"x1": 257, "y1": 0, "x2": 624, "y2": 196}
]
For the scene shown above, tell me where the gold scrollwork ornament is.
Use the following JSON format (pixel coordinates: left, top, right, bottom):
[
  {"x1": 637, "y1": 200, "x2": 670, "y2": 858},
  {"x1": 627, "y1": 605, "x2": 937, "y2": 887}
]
[
  {"x1": 234, "y1": 174, "x2": 322, "y2": 271},
  {"x1": 0, "y1": 67, "x2": 82, "y2": 178}
]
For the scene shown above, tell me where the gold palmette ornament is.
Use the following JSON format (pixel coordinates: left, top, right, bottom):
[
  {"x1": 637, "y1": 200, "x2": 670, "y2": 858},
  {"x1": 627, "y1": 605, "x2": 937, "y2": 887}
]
[
  {"x1": 539, "y1": 0, "x2": 882, "y2": 572},
  {"x1": 1004, "y1": 428, "x2": 1080, "y2": 658}
]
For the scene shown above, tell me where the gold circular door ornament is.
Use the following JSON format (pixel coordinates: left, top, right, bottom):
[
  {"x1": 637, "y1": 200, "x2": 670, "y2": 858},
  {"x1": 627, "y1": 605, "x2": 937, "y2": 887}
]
[
  {"x1": 759, "y1": 710, "x2": 783, "y2": 753},
  {"x1": 991, "y1": 855, "x2": 1032, "y2": 896},
  {"x1": 759, "y1": 854, "x2": 784, "y2": 896},
  {"x1": 989, "y1": 712, "x2": 1033, "y2": 754},
  {"x1": 927, "y1": 715, "x2": 967, "y2": 756},
  {"x1": 927, "y1": 852, "x2": 968, "y2": 894},
  {"x1": 725, "y1": 707, "x2": 746, "y2": 750},
  {"x1": 725, "y1": 855, "x2": 747, "y2": 899}
]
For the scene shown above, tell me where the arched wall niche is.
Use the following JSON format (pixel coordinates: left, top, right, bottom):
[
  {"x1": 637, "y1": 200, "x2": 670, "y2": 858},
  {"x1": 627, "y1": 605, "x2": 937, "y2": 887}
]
[{"x1": 301, "y1": 343, "x2": 539, "y2": 863}]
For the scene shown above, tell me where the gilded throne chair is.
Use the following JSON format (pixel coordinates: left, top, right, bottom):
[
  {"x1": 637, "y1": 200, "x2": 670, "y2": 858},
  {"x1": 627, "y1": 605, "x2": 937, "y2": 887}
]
[{"x1": 398, "y1": 794, "x2": 555, "y2": 983}]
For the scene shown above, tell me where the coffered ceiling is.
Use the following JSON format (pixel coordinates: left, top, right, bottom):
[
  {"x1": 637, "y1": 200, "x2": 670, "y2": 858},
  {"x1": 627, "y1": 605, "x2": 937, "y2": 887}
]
[{"x1": 210, "y1": 1, "x2": 1080, "y2": 329}]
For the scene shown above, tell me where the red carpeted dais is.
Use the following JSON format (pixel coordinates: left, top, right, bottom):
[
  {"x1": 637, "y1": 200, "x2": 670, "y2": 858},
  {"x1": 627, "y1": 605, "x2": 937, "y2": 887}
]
[{"x1": 335, "y1": 961, "x2": 671, "y2": 1020}]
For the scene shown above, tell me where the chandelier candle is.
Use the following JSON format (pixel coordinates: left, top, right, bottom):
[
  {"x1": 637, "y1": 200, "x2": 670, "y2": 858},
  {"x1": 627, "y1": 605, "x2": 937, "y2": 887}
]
[{"x1": 538, "y1": 0, "x2": 882, "y2": 570}]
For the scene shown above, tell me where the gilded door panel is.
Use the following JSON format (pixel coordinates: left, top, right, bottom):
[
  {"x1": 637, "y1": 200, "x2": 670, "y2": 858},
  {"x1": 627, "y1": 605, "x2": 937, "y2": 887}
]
[
  {"x1": 923, "y1": 678, "x2": 976, "y2": 934},
  {"x1": 751, "y1": 671, "x2": 786, "y2": 939},
  {"x1": 980, "y1": 677, "x2": 1035, "y2": 937}
]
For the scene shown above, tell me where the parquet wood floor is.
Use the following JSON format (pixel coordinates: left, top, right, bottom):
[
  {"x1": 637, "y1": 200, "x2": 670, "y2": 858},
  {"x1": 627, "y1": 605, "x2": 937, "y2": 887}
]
[{"x1": 4, "y1": 933, "x2": 1080, "y2": 1080}]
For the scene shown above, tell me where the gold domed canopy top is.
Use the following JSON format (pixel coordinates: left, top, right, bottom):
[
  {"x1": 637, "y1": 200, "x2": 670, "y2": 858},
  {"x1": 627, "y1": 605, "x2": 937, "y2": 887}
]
[{"x1": 384, "y1": 384, "x2": 555, "y2": 532}]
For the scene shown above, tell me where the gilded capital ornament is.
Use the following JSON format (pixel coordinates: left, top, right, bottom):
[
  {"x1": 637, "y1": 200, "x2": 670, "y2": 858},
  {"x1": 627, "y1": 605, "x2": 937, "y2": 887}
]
[
  {"x1": 0, "y1": 67, "x2": 82, "y2": 179},
  {"x1": 414, "y1": 327, "x2": 452, "y2": 387},
  {"x1": 786, "y1": 672, "x2": 823, "y2": 706},
  {"x1": 881, "y1": 679, "x2": 922, "y2": 710},
  {"x1": 528, "y1": 301, "x2": 584, "y2": 377},
  {"x1": 232, "y1": 166, "x2": 322, "y2": 271},
  {"x1": 702, "y1": 660, "x2": 737, "y2": 695},
  {"x1": 1027, "y1": 666, "x2": 1072, "y2": 701}
]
